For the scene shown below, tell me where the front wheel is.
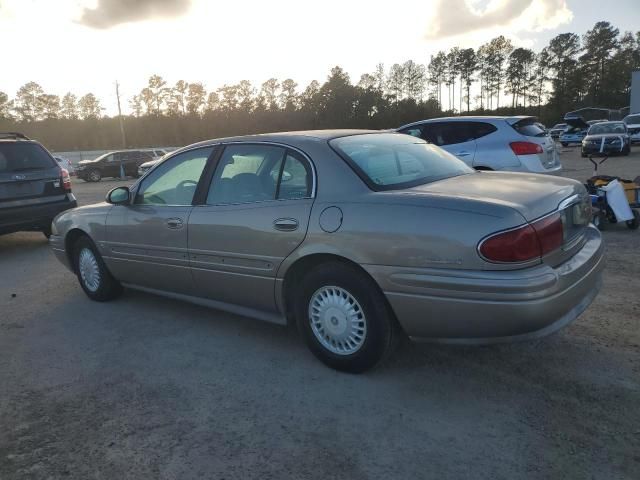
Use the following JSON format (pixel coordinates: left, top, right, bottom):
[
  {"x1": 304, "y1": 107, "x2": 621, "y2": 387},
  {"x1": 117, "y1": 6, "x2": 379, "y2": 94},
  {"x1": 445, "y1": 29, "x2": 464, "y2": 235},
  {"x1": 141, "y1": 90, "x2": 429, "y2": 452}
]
[
  {"x1": 87, "y1": 169, "x2": 101, "y2": 182},
  {"x1": 74, "y1": 236, "x2": 122, "y2": 301},
  {"x1": 561, "y1": 142, "x2": 568, "y2": 147},
  {"x1": 294, "y1": 262, "x2": 399, "y2": 373}
]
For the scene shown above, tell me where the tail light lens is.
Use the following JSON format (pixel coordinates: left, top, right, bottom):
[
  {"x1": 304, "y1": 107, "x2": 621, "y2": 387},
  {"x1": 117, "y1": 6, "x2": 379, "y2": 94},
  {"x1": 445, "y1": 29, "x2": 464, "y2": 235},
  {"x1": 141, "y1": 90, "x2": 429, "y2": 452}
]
[
  {"x1": 479, "y1": 213, "x2": 564, "y2": 263},
  {"x1": 510, "y1": 141, "x2": 543, "y2": 155},
  {"x1": 60, "y1": 168, "x2": 72, "y2": 192}
]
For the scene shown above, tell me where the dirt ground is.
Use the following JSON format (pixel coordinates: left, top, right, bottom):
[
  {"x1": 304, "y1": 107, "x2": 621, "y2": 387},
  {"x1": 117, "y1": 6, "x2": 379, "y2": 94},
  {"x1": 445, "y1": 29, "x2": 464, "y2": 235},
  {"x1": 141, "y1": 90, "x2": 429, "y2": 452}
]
[{"x1": 0, "y1": 144, "x2": 639, "y2": 479}]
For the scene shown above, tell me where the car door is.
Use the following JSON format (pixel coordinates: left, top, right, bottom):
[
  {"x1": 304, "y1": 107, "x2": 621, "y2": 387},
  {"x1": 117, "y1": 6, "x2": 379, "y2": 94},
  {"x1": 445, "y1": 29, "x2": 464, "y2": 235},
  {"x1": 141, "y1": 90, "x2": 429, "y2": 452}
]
[
  {"x1": 420, "y1": 122, "x2": 477, "y2": 165},
  {"x1": 103, "y1": 146, "x2": 215, "y2": 293},
  {"x1": 188, "y1": 143, "x2": 315, "y2": 314}
]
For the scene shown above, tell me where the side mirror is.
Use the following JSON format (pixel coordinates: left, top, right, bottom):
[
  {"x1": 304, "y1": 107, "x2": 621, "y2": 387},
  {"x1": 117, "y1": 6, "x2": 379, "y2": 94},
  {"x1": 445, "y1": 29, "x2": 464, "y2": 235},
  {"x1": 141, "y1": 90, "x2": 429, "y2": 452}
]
[
  {"x1": 281, "y1": 171, "x2": 293, "y2": 182},
  {"x1": 106, "y1": 186, "x2": 130, "y2": 205}
]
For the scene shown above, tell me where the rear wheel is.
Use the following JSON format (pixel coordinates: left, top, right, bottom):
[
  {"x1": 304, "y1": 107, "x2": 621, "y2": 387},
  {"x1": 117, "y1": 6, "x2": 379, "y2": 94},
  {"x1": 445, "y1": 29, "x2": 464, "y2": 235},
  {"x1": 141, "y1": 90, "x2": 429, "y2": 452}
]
[
  {"x1": 626, "y1": 210, "x2": 640, "y2": 230},
  {"x1": 294, "y1": 262, "x2": 399, "y2": 373},
  {"x1": 74, "y1": 236, "x2": 122, "y2": 301}
]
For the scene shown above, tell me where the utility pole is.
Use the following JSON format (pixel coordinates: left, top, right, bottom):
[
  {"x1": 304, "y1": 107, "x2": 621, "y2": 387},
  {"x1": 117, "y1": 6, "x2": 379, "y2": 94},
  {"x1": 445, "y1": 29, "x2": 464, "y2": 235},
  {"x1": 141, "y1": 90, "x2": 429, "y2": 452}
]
[{"x1": 115, "y1": 81, "x2": 127, "y2": 149}]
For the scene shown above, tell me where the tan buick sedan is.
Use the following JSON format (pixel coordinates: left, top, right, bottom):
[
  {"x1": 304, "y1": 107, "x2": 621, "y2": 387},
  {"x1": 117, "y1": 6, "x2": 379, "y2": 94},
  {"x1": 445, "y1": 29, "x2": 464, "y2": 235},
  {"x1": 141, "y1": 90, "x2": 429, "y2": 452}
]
[{"x1": 50, "y1": 131, "x2": 604, "y2": 372}]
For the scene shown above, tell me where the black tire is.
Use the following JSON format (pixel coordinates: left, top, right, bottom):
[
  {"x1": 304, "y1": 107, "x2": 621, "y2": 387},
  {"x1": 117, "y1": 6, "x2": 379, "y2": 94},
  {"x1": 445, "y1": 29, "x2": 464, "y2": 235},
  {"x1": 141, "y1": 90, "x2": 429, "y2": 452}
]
[
  {"x1": 623, "y1": 145, "x2": 631, "y2": 156},
  {"x1": 581, "y1": 150, "x2": 587, "y2": 158},
  {"x1": 561, "y1": 142, "x2": 568, "y2": 147},
  {"x1": 42, "y1": 225, "x2": 52, "y2": 239},
  {"x1": 87, "y1": 169, "x2": 101, "y2": 182},
  {"x1": 74, "y1": 236, "x2": 122, "y2": 301},
  {"x1": 294, "y1": 262, "x2": 399, "y2": 373},
  {"x1": 626, "y1": 210, "x2": 640, "y2": 230}
]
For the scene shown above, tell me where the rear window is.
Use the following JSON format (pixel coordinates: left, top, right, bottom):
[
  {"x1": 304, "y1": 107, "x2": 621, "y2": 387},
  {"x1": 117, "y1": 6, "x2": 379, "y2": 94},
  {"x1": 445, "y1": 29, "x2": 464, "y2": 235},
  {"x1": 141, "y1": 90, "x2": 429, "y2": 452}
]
[
  {"x1": 330, "y1": 133, "x2": 473, "y2": 191},
  {"x1": 0, "y1": 143, "x2": 56, "y2": 173},
  {"x1": 512, "y1": 119, "x2": 546, "y2": 137},
  {"x1": 623, "y1": 115, "x2": 640, "y2": 125}
]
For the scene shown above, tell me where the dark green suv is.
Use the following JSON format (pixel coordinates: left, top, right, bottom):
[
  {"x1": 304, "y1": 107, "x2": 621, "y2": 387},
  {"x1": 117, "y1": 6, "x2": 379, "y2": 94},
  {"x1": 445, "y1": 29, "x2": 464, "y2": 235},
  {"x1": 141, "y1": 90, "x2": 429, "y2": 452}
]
[
  {"x1": 76, "y1": 149, "x2": 158, "y2": 182},
  {"x1": 0, "y1": 132, "x2": 77, "y2": 238}
]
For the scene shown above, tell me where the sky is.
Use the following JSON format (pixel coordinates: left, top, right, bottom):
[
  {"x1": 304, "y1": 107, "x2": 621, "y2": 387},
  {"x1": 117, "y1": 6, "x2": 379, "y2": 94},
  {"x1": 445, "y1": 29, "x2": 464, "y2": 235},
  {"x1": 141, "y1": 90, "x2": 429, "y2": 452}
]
[{"x1": 1, "y1": 0, "x2": 639, "y2": 115}]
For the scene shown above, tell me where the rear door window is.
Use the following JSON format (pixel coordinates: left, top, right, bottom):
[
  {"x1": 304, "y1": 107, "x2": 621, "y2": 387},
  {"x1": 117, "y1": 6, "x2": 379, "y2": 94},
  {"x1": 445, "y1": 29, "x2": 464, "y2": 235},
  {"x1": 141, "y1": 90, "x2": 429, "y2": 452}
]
[
  {"x1": 421, "y1": 122, "x2": 474, "y2": 146},
  {"x1": 467, "y1": 122, "x2": 497, "y2": 140},
  {"x1": 0, "y1": 143, "x2": 56, "y2": 172}
]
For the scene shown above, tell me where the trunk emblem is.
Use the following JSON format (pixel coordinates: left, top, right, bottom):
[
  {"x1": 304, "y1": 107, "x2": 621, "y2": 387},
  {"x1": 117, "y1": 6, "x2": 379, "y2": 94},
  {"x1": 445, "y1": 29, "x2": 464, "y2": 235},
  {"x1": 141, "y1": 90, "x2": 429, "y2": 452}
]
[{"x1": 13, "y1": 174, "x2": 26, "y2": 180}]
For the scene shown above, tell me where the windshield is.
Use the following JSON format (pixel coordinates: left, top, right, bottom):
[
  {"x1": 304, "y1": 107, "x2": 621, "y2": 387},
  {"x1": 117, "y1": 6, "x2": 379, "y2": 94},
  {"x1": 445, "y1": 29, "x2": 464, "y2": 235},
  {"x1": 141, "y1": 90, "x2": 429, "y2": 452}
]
[
  {"x1": 623, "y1": 115, "x2": 640, "y2": 125},
  {"x1": 588, "y1": 123, "x2": 626, "y2": 135},
  {"x1": 0, "y1": 142, "x2": 56, "y2": 173},
  {"x1": 552, "y1": 124, "x2": 567, "y2": 129},
  {"x1": 330, "y1": 133, "x2": 473, "y2": 190}
]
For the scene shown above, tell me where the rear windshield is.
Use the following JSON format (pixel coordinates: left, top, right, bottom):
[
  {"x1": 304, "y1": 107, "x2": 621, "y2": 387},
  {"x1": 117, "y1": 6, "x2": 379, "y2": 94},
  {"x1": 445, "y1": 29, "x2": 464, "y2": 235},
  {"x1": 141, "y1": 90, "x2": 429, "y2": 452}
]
[
  {"x1": 0, "y1": 142, "x2": 56, "y2": 173},
  {"x1": 512, "y1": 119, "x2": 546, "y2": 137},
  {"x1": 330, "y1": 133, "x2": 473, "y2": 190}
]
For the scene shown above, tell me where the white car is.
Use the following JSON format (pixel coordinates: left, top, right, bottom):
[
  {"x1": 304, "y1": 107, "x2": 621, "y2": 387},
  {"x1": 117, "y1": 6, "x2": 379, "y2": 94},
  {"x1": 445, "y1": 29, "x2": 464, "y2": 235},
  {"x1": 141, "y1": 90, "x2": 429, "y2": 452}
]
[
  {"x1": 397, "y1": 116, "x2": 562, "y2": 174},
  {"x1": 623, "y1": 114, "x2": 640, "y2": 144}
]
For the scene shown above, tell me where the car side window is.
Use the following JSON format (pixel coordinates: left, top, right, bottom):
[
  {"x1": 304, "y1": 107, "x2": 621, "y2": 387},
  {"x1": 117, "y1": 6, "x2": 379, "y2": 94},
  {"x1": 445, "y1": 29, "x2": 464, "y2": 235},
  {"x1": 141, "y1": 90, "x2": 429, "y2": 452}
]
[
  {"x1": 421, "y1": 122, "x2": 472, "y2": 146},
  {"x1": 134, "y1": 147, "x2": 213, "y2": 206},
  {"x1": 467, "y1": 122, "x2": 497, "y2": 140},
  {"x1": 400, "y1": 127, "x2": 423, "y2": 139},
  {"x1": 104, "y1": 154, "x2": 115, "y2": 163},
  {"x1": 276, "y1": 152, "x2": 312, "y2": 200},
  {"x1": 206, "y1": 144, "x2": 286, "y2": 205}
]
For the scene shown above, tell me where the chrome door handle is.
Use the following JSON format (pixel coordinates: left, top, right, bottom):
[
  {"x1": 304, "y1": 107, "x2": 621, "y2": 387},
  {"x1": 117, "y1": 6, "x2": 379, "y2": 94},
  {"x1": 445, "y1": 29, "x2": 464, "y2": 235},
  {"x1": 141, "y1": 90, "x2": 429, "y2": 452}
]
[
  {"x1": 166, "y1": 217, "x2": 184, "y2": 229},
  {"x1": 274, "y1": 218, "x2": 298, "y2": 232}
]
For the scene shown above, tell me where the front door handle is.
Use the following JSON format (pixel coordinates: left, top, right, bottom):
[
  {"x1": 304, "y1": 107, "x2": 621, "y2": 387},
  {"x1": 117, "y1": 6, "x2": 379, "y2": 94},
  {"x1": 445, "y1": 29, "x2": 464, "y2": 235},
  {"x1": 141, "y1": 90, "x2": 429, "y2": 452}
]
[
  {"x1": 166, "y1": 217, "x2": 184, "y2": 229},
  {"x1": 455, "y1": 151, "x2": 471, "y2": 157},
  {"x1": 274, "y1": 218, "x2": 299, "y2": 232}
]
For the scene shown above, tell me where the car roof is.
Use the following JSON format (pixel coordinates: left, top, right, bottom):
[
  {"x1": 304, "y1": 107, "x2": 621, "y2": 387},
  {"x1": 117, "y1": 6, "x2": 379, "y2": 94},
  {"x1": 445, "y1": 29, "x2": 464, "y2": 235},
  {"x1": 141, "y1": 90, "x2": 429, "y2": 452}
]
[
  {"x1": 397, "y1": 116, "x2": 533, "y2": 129},
  {"x1": 181, "y1": 129, "x2": 386, "y2": 151}
]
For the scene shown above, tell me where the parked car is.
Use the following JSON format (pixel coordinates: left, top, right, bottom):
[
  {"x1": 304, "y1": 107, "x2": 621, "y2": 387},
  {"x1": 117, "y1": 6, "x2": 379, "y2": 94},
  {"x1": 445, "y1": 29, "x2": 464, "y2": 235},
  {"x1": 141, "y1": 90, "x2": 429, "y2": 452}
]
[
  {"x1": 1, "y1": 132, "x2": 77, "y2": 238},
  {"x1": 581, "y1": 121, "x2": 631, "y2": 157},
  {"x1": 50, "y1": 130, "x2": 603, "y2": 372},
  {"x1": 549, "y1": 123, "x2": 568, "y2": 139},
  {"x1": 622, "y1": 113, "x2": 640, "y2": 144},
  {"x1": 397, "y1": 116, "x2": 561, "y2": 174},
  {"x1": 76, "y1": 149, "x2": 157, "y2": 182},
  {"x1": 54, "y1": 156, "x2": 75, "y2": 176}
]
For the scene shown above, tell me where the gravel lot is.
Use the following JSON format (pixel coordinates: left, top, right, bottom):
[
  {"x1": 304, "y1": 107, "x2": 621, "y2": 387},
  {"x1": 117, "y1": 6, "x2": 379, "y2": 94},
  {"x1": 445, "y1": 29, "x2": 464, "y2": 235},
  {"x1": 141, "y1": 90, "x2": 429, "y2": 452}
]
[{"x1": 1, "y1": 145, "x2": 639, "y2": 479}]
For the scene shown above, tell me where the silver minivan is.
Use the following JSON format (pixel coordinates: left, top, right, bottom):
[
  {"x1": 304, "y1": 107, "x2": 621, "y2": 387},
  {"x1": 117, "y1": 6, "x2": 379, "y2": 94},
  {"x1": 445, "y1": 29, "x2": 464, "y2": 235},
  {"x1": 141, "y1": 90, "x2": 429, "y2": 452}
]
[{"x1": 397, "y1": 116, "x2": 562, "y2": 174}]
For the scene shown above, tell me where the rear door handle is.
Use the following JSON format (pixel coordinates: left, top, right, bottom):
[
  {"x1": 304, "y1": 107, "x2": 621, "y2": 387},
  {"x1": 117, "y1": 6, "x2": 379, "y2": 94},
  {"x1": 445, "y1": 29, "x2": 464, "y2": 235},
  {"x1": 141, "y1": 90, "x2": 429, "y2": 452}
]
[
  {"x1": 166, "y1": 217, "x2": 184, "y2": 229},
  {"x1": 455, "y1": 151, "x2": 471, "y2": 157},
  {"x1": 274, "y1": 218, "x2": 299, "y2": 232}
]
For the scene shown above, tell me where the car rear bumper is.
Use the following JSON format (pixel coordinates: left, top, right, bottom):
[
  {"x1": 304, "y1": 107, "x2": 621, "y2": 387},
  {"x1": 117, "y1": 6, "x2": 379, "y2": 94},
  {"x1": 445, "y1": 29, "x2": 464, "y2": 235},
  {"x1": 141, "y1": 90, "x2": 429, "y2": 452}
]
[
  {"x1": 0, "y1": 195, "x2": 77, "y2": 235},
  {"x1": 364, "y1": 226, "x2": 604, "y2": 344}
]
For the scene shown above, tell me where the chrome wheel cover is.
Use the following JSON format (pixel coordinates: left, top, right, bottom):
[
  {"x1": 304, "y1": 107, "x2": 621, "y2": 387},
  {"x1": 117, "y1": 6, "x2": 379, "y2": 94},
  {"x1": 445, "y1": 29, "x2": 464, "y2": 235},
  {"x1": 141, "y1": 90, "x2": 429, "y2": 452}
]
[
  {"x1": 309, "y1": 286, "x2": 367, "y2": 356},
  {"x1": 78, "y1": 247, "x2": 100, "y2": 292}
]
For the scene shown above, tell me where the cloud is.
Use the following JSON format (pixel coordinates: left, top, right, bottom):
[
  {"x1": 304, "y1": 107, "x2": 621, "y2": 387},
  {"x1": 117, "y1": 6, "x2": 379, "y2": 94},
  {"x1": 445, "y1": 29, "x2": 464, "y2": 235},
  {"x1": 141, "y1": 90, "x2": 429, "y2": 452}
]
[
  {"x1": 78, "y1": 0, "x2": 191, "y2": 29},
  {"x1": 426, "y1": 0, "x2": 572, "y2": 38}
]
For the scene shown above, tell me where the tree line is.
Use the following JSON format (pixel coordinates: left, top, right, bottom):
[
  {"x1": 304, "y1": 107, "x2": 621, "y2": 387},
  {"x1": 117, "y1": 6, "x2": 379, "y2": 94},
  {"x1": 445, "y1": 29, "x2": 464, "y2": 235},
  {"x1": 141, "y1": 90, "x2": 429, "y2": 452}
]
[{"x1": 0, "y1": 21, "x2": 638, "y2": 152}]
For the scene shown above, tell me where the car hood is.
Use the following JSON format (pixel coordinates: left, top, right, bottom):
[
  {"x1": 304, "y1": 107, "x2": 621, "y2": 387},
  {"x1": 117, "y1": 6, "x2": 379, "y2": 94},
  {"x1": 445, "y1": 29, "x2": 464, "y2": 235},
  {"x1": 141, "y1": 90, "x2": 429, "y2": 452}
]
[
  {"x1": 584, "y1": 133, "x2": 628, "y2": 141},
  {"x1": 403, "y1": 172, "x2": 584, "y2": 222}
]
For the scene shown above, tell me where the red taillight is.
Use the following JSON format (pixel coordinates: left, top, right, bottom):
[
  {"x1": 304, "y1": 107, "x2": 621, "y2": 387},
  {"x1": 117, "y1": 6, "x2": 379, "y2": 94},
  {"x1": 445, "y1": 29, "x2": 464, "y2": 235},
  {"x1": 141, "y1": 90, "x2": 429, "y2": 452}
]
[
  {"x1": 479, "y1": 213, "x2": 564, "y2": 263},
  {"x1": 60, "y1": 168, "x2": 72, "y2": 192},
  {"x1": 510, "y1": 141, "x2": 543, "y2": 155},
  {"x1": 531, "y1": 212, "x2": 563, "y2": 256}
]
